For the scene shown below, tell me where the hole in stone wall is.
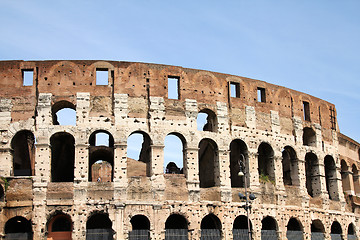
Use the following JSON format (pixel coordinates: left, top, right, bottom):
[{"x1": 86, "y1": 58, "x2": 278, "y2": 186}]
[
  {"x1": 96, "y1": 69, "x2": 109, "y2": 85},
  {"x1": 50, "y1": 132, "x2": 75, "y2": 182},
  {"x1": 22, "y1": 69, "x2": 34, "y2": 86},
  {"x1": 199, "y1": 138, "x2": 218, "y2": 188},
  {"x1": 127, "y1": 132, "x2": 152, "y2": 177},
  {"x1": 11, "y1": 130, "x2": 35, "y2": 176}
]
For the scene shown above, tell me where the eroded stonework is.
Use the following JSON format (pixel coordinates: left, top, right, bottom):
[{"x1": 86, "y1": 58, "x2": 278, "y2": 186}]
[{"x1": 0, "y1": 60, "x2": 359, "y2": 240}]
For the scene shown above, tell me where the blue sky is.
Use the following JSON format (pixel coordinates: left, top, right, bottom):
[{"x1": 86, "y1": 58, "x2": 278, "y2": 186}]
[{"x1": 1, "y1": 1, "x2": 360, "y2": 157}]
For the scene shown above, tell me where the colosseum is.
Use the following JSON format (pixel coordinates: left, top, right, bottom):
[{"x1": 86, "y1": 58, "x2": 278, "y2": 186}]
[{"x1": 0, "y1": 60, "x2": 358, "y2": 240}]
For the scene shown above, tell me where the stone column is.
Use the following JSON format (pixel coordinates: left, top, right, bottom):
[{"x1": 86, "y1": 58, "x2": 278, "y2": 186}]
[
  {"x1": 218, "y1": 148, "x2": 231, "y2": 202},
  {"x1": 114, "y1": 204, "x2": 125, "y2": 240},
  {"x1": 185, "y1": 147, "x2": 200, "y2": 201},
  {"x1": 248, "y1": 150, "x2": 260, "y2": 191},
  {"x1": 0, "y1": 148, "x2": 12, "y2": 177},
  {"x1": 114, "y1": 143, "x2": 128, "y2": 201},
  {"x1": 150, "y1": 144, "x2": 165, "y2": 201}
]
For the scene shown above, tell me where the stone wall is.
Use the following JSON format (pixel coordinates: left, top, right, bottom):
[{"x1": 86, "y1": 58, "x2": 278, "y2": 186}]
[{"x1": 0, "y1": 60, "x2": 358, "y2": 239}]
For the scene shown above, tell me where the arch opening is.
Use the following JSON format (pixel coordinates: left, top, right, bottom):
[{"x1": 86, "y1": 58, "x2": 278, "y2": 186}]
[
  {"x1": 352, "y1": 164, "x2": 360, "y2": 195},
  {"x1": 197, "y1": 109, "x2": 217, "y2": 132},
  {"x1": 201, "y1": 214, "x2": 221, "y2": 240},
  {"x1": 233, "y1": 215, "x2": 252, "y2": 240},
  {"x1": 0, "y1": 184, "x2": 4, "y2": 201},
  {"x1": 230, "y1": 140, "x2": 248, "y2": 188},
  {"x1": 261, "y1": 216, "x2": 278, "y2": 239},
  {"x1": 305, "y1": 152, "x2": 321, "y2": 197},
  {"x1": 303, "y1": 127, "x2": 316, "y2": 147},
  {"x1": 47, "y1": 214, "x2": 72, "y2": 240},
  {"x1": 86, "y1": 213, "x2": 113, "y2": 240},
  {"x1": 341, "y1": 160, "x2": 351, "y2": 194},
  {"x1": 311, "y1": 219, "x2": 325, "y2": 240},
  {"x1": 164, "y1": 134, "x2": 186, "y2": 174},
  {"x1": 348, "y1": 223, "x2": 356, "y2": 240},
  {"x1": 165, "y1": 214, "x2": 188, "y2": 240},
  {"x1": 258, "y1": 143, "x2": 275, "y2": 183},
  {"x1": 127, "y1": 132, "x2": 152, "y2": 177},
  {"x1": 50, "y1": 132, "x2": 75, "y2": 182},
  {"x1": 89, "y1": 130, "x2": 114, "y2": 182},
  {"x1": 199, "y1": 139, "x2": 219, "y2": 188},
  {"x1": 52, "y1": 101, "x2": 76, "y2": 126},
  {"x1": 129, "y1": 215, "x2": 150, "y2": 240},
  {"x1": 5, "y1": 216, "x2": 33, "y2": 239},
  {"x1": 11, "y1": 130, "x2": 35, "y2": 176},
  {"x1": 282, "y1": 146, "x2": 299, "y2": 186},
  {"x1": 324, "y1": 155, "x2": 339, "y2": 200},
  {"x1": 286, "y1": 218, "x2": 303, "y2": 240}
]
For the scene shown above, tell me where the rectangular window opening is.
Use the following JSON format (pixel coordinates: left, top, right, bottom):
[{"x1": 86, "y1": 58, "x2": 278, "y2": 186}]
[
  {"x1": 257, "y1": 87, "x2": 266, "y2": 102},
  {"x1": 96, "y1": 69, "x2": 109, "y2": 85},
  {"x1": 230, "y1": 82, "x2": 240, "y2": 98},
  {"x1": 303, "y1": 101, "x2": 311, "y2": 121},
  {"x1": 168, "y1": 76, "x2": 179, "y2": 99},
  {"x1": 22, "y1": 69, "x2": 34, "y2": 86}
]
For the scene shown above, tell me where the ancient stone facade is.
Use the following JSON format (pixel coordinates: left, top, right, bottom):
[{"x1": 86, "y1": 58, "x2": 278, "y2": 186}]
[{"x1": 0, "y1": 60, "x2": 359, "y2": 240}]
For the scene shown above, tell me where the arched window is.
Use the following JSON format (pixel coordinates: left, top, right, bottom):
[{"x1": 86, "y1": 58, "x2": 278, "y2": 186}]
[
  {"x1": 11, "y1": 130, "x2": 35, "y2": 176},
  {"x1": 341, "y1": 160, "x2": 351, "y2": 194},
  {"x1": 305, "y1": 153, "x2": 321, "y2": 197},
  {"x1": 331, "y1": 221, "x2": 342, "y2": 240},
  {"x1": 286, "y1": 218, "x2": 303, "y2": 240},
  {"x1": 89, "y1": 130, "x2": 114, "y2": 182},
  {"x1": 197, "y1": 109, "x2": 217, "y2": 132},
  {"x1": 201, "y1": 214, "x2": 221, "y2": 240},
  {"x1": 324, "y1": 155, "x2": 339, "y2": 200},
  {"x1": 282, "y1": 146, "x2": 299, "y2": 186},
  {"x1": 50, "y1": 132, "x2": 75, "y2": 182},
  {"x1": 86, "y1": 213, "x2": 113, "y2": 240},
  {"x1": 261, "y1": 216, "x2": 278, "y2": 240},
  {"x1": 164, "y1": 133, "x2": 186, "y2": 174},
  {"x1": 258, "y1": 143, "x2": 275, "y2": 183},
  {"x1": 127, "y1": 132, "x2": 152, "y2": 177},
  {"x1": 348, "y1": 223, "x2": 357, "y2": 240},
  {"x1": 352, "y1": 164, "x2": 360, "y2": 195},
  {"x1": 52, "y1": 101, "x2": 76, "y2": 126},
  {"x1": 303, "y1": 127, "x2": 316, "y2": 147},
  {"x1": 165, "y1": 214, "x2": 188, "y2": 239},
  {"x1": 230, "y1": 140, "x2": 248, "y2": 188},
  {"x1": 47, "y1": 213, "x2": 72, "y2": 240},
  {"x1": 5, "y1": 216, "x2": 33, "y2": 239},
  {"x1": 199, "y1": 138, "x2": 219, "y2": 188},
  {"x1": 129, "y1": 215, "x2": 150, "y2": 240},
  {"x1": 311, "y1": 219, "x2": 325, "y2": 239},
  {"x1": 233, "y1": 215, "x2": 252, "y2": 240}
]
